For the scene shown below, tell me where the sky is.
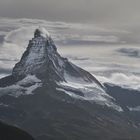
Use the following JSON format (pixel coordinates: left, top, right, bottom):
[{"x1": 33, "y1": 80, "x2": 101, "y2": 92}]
[
  {"x1": 0, "y1": 0, "x2": 140, "y2": 44},
  {"x1": 0, "y1": 0, "x2": 139, "y2": 24},
  {"x1": 0, "y1": 0, "x2": 140, "y2": 90}
]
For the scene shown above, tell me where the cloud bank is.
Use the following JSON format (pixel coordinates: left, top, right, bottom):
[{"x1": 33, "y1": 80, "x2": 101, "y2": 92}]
[
  {"x1": 97, "y1": 73, "x2": 140, "y2": 91},
  {"x1": 117, "y1": 48, "x2": 140, "y2": 58}
]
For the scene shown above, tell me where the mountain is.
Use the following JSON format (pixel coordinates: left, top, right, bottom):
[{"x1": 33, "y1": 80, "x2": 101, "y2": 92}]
[
  {"x1": 0, "y1": 120, "x2": 34, "y2": 140},
  {"x1": 0, "y1": 27, "x2": 140, "y2": 140}
]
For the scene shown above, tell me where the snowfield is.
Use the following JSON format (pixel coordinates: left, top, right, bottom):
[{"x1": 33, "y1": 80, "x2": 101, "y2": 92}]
[{"x1": 57, "y1": 73, "x2": 123, "y2": 112}]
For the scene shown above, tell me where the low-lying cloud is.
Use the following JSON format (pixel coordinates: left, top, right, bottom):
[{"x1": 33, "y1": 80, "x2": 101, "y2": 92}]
[
  {"x1": 97, "y1": 73, "x2": 140, "y2": 91},
  {"x1": 117, "y1": 48, "x2": 140, "y2": 58}
]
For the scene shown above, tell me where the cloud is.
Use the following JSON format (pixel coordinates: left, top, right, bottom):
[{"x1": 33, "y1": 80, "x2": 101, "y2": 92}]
[
  {"x1": 0, "y1": 18, "x2": 125, "y2": 45},
  {"x1": 4, "y1": 27, "x2": 35, "y2": 47},
  {"x1": 97, "y1": 73, "x2": 140, "y2": 91},
  {"x1": 117, "y1": 48, "x2": 140, "y2": 58},
  {"x1": 66, "y1": 56, "x2": 90, "y2": 61},
  {"x1": 1, "y1": 0, "x2": 140, "y2": 45},
  {"x1": 0, "y1": 42, "x2": 24, "y2": 71},
  {"x1": 0, "y1": 0, "x2": 140, "y2": 27}
]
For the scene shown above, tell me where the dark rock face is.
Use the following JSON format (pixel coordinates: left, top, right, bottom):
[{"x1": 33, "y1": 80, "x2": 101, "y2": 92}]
[
  {"x1": 0, "y1": 121, "x2": 34, "y2": 140},
  {"x1": 0, "y1": 28, "x2": 140, "y2": 140}
]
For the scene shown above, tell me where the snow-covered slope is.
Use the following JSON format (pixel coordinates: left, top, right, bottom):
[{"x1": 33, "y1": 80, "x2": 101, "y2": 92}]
[{"x1": 0, "y1": 75, "x2": 42, "y2": 97}]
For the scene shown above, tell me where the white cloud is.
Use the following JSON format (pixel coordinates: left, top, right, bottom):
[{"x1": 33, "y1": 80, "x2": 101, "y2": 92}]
[
  {"x1": 4, "y1": 26, "x2": 35, "y2": 47},
  {"x1": 0, "y1": 17, "x2": 123, "y2": 44},
  {"x1": 97, "y1": 73, "x2": 140, "y2": 91},
  {"x1": 79, "y1": 35, "x2": 119, "y2": 43}
]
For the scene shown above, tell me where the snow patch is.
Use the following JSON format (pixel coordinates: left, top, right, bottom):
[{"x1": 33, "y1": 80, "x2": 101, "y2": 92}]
[
  {"x1": 128, "y1": 106, "x2": 140, "y2": 112},
  {"x1": 38, "y1": 27, "x2": 50, "y2": 39},
  {"x1": 18, "y1": 75, "x2": 41, "y2": 86},
  {"x1": 0, "y1": 75, "x2": 42, "y2": 97},
  {"x1": 98, "y1": 73, "x2": 140, "y2": 91},
  {"x1": 57, "y1": 74, "x2": 123, "y2": 112},
  {"x1": 56, "y1": 87, "x2": 123, "y2": 112},
  {"x1": 0, "y1": 103, "x2": 9, "y2": 107}
]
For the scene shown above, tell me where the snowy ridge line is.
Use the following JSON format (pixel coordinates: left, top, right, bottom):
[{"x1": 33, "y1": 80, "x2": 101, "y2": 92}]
[{"x1": 56, "y1": 80, "x2": 123, "y2": 112}]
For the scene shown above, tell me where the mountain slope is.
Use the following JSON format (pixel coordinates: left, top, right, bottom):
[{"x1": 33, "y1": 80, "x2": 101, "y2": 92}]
[{"x1": 0, "y1": 27, "x2": 140, "y2": 140}]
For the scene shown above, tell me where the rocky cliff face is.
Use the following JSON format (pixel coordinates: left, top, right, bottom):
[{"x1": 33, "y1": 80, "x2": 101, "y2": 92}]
[{"x1": 12, "y1": 28, "x2": 64, "y2": 82}]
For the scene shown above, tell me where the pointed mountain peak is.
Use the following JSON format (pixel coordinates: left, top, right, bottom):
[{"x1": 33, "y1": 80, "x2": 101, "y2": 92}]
[
  {"x1": 11, "y1": 28, "x2": 104, "y2": 90},
  {"x1": 12, "y1": 28, "x2": 64, "y2": 81}
]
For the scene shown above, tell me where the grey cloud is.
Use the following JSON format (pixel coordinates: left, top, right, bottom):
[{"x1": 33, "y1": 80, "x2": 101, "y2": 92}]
[
  {"x1": 97, "y1": 73, "x2": 140, "y2": 91},
  {"x1": 0, "y1": 58, "x2": 18, "y2": 62},
  {"x1": 0, "y1": 35, "x2": 5, "y2": 44},
  {"x1": 1, "y1": 0, "x2": 140, "y2": 43},
  {"x1": 117, "y1": 48, "x2": 140, "y2": 58},
  {"x1": 59, "y1": 39, "x2": 119, "y2": 46},
  {"x1": 0, "y1": 18, "x2": 124, "y2": 46},
  {"x1": 66, "y1": 56, "x2": 90, "y2": 61},
  {"x1": 0, "y1": 68, "x2": 11, "y2": 74}
]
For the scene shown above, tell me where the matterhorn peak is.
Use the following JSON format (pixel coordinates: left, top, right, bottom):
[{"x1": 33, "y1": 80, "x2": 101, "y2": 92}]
[
  {"x1": 12, "y1": 27, "x2": 61, "y2": 80},
  {"x1": 10, "y1": 28, "x2": 105, "y2": 90}
]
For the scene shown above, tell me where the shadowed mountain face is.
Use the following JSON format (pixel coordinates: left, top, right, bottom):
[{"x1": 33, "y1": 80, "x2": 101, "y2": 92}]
[
  {"x1": 0, "y1": 121, "x2": 34, "y2": 140},
  {"x1": 0, "y1": 27, "x2": 140, "y2": 140}
]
